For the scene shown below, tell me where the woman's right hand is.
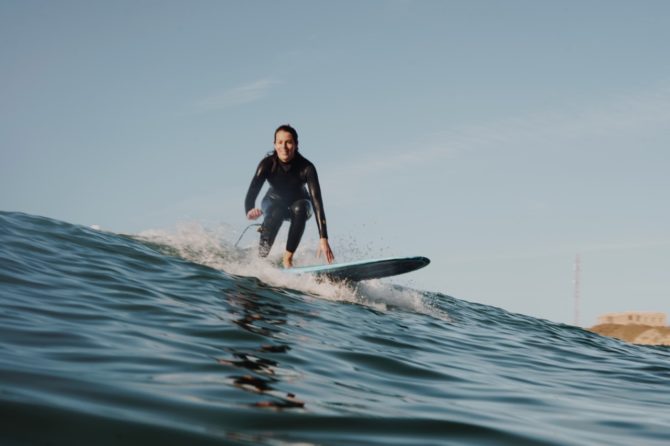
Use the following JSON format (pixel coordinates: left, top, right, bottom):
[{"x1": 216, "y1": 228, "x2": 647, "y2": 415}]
[{"x1": 247, "y1": 208, "x2": 263, "y2": 220}]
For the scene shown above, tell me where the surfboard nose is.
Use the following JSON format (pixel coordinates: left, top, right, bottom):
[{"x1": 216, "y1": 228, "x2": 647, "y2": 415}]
[{"x1": 416, "y1": 257, "x2": 430, "y2": 267}]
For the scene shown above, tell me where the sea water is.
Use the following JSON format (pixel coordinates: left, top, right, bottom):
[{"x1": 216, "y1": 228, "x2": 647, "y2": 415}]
[{"x1": 1, "y1": 211, "x2": 669, "y2": 445}]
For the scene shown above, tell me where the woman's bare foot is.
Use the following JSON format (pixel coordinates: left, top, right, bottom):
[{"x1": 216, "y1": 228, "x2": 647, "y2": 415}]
[{"x1": 283, "y1": 251, "x2": 294, "y2": 268}]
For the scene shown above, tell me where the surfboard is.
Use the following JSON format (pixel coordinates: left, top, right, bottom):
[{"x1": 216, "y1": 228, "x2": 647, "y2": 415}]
[{"x1": 287, "y1": 256, "x2": 430, "y2": 282}]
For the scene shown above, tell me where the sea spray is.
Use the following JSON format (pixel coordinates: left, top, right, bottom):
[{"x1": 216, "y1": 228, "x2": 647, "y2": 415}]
[{"x1": 136, "y1": 221, "x2": 446, "y2": 319}]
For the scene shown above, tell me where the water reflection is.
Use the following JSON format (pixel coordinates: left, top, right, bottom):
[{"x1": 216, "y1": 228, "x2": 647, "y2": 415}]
[{"x1": 220, "y1": 285, "x2": 305, "y2": 410}]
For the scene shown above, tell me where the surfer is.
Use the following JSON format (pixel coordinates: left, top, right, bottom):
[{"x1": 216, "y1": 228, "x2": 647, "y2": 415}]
[{"x1": 245, "y1": 124, "x2": 335, "y2": 268}]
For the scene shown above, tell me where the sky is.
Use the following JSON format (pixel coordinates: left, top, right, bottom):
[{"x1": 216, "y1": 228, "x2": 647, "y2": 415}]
[{"x1": 2, "y1": 0, "x2": 669, "y2": 326}]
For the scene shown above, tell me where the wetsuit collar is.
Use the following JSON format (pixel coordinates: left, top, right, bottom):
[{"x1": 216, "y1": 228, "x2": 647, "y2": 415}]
[{"x1": 277, "y1": 152, "x2": 302, "y2": 170}]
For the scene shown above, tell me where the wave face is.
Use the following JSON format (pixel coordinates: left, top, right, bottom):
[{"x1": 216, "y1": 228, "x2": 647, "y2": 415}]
[{"x1": 1, "y1": 211, "x2": 669, "y2": 446}]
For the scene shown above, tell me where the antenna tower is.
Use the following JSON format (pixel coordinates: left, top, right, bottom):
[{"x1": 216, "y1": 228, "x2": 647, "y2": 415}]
[{"x1": 574, "y1": 254, "x2": 581, "y2": 326}]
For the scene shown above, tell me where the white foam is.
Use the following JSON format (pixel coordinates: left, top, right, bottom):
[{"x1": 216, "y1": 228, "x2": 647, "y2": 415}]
[{"x1": 136, "y1": 221, "x2": 448, "y2": 320}]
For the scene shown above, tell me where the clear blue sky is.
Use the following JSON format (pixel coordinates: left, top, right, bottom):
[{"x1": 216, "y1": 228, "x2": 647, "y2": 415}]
[{"x1": 2, "y1": 0, "x2": 669, "y2": 325}]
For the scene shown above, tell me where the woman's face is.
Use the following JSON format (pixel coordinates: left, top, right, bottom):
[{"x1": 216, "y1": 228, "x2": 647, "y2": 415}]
[{"x1": 274, "y1": 130, "x2": 297, "y2": 163}]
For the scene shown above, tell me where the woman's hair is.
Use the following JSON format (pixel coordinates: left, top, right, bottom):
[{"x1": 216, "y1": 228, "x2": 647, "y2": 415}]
[{"x1": 274, "y1": 124, "x2": 299, "y2": 147}]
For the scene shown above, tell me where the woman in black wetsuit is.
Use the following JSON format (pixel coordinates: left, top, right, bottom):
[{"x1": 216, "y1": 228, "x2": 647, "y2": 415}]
[{"x1": 244, "y1": 124, "x2": 335, "y2": 268}]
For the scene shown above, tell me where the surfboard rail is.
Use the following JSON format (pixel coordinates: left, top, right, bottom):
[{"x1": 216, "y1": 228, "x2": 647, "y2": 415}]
[{"x1": 287, "y1": 256, "x2": 430, "y2": 282}]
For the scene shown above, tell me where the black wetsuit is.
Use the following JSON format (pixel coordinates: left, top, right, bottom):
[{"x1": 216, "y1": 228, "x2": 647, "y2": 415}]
[{"x1": 244, "y1": 152, "x2": 328, "y2": 256}]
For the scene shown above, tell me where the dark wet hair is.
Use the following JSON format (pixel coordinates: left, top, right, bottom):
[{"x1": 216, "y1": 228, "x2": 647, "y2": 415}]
[{"x1": 274, "y1": 124, "x2": 299, "y2": 147}]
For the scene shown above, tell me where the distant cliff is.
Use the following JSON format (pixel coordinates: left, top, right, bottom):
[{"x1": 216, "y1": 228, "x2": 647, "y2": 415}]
[{"x1": 589, "y1": 324, "x2": 670, "y2": 346}]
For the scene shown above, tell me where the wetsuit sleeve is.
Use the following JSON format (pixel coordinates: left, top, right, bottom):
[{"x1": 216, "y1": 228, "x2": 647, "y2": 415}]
[
  {"x1": 244, "y1": 159, "x2": 269, "y2": 214},
  {"x1": 304, "y1": 164, "x2": 329, "y2": 239}
]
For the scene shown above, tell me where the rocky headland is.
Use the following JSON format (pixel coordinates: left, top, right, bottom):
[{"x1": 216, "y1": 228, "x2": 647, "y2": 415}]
[{"x1": 589, "y1": 324, "x2": 670, "y2": 346}]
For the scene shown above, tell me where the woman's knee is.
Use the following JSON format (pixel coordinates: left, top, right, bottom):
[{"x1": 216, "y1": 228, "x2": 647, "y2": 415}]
[{"x1": 290, "y1": 199, "x2": 312, "y2": 220}]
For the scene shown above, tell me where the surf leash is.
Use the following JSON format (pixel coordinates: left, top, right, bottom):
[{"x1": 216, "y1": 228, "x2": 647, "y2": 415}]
[{"x1": 234, "y1": 223, "x2": 261, "y2": 248}]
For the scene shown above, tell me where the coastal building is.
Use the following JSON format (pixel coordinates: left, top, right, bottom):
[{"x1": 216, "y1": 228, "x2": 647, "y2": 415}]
[{"x1": 596, "y1": 312, "x2": 667, "y2": 327}]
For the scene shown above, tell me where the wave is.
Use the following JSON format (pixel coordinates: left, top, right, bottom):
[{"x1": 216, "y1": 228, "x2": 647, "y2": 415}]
[{"x1": 1, "y1": 211, "x2": 669, "y2": 445}]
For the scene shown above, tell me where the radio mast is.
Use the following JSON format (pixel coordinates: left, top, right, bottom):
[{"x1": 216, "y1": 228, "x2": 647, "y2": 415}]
[{"x1": 574, "y1": 254, "x2": 581, "y2": 326}]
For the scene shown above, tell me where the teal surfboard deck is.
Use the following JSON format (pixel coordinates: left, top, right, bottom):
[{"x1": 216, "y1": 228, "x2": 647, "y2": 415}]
[{"x1": 288, "y1": 256, "x2": 430, "y2": 282}]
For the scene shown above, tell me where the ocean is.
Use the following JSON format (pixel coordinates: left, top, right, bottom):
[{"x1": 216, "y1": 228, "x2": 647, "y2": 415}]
[{"x1": 1, "y1": 210, "x2": 669, "y2": 445}]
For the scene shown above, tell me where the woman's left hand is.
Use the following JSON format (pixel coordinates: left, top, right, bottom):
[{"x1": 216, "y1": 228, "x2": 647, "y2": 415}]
[{"x1": 316, "y1": 238, "x2": 335, "y2": 264}]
